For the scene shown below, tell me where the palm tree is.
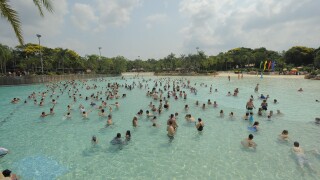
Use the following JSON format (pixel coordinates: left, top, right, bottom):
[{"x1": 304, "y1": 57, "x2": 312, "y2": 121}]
[
  {"x1": 0, "y1": 0, "x2": 54, "y2": 45},
  {"x1": 0, "y1": 44, "x2": 13, "y2": 74}
]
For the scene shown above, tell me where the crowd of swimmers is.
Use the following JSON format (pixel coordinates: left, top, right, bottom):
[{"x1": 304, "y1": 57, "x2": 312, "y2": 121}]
[{"x1": 2, "y1": 75, "x2": 320, "y2": 178}]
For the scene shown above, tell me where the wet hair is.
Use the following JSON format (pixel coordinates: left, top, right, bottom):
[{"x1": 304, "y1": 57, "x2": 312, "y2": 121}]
[
  {"x1": 152, "y1": 123, "x2": 156, "y2": 126},
  {"x1": 248, "y1": 134, "x2": 254, "y2": 140},
  {"x1": 294, "y1": 141, "x2": 299, "y2": 147},
  {"x1": 246, "y1": 112, "x2": 249, "y2": 116},
  {"x1": 253, "y1": 121, "x2": 259, "y2": 126},
  {"x1": 115, "y1": 133, "x2": 121, "y2": 138},
  {"x1": 282, "y1": 130, "x2": 288, "y2": 135},
  {"x1": 2, "y1": 169, "x2": 11, "y2": 177},
  {"x1": 126, "y1": 130, "x2": 131, "y2": 137},
  {"x1": 198, "y1": 118, "x2": 202, "y2": 122},
  {"x1": 92, "y1": 136, "x2": 97, "y2": 142}
]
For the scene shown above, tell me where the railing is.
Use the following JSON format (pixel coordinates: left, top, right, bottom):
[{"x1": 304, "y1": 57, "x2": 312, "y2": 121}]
[{"x1": 0, "y1": 74, "x2": 116, "y2": 86}]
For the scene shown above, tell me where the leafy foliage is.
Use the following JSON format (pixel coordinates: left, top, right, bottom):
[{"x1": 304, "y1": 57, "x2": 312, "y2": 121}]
[{"x1": 0, "y1": 43, "x2": 319, "y2": 75}]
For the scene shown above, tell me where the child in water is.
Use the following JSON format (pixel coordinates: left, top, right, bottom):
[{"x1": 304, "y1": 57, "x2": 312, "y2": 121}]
[
  {"x1": 292, "y1": 142, "x2": 316, "y2": 171},
  {"x1": 241, "y1": 134, "x2": 257, "y2": 149},
  {"x1": 249, "y1": 112, "x2": 254, "y2": 124},
  {"x1": 251, "y1": 121, "x2": 259, "y2": 131},
  {"x1": 92, "y1": 136, "x2": 98, "y2": 145},
  {"x1": 279, "y1": 130, "x2": 289, "y2": 141}
]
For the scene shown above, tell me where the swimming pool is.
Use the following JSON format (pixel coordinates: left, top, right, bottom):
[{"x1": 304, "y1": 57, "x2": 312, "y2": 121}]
[{"x1": 0, "y1": 75, "x2": 319, "y2": 180}]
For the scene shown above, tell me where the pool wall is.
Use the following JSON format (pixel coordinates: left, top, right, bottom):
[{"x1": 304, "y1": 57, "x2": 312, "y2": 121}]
[{"x1": 0, "y1": 74, "x2": 117, "y2": 86}]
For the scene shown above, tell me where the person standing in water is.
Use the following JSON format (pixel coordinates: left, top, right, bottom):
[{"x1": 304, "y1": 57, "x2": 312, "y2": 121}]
[
  {"x1": 246, "y1": 98, "x2": 255, "y2": 112},
  {"x1": 196, "y1": 118, "x2": 204, "y2": 132},
  {"x1": 254, "y1": 84, "x2": 259, "y2": 92},
  {"x1": 167, "y1": 121, "x2": 175, "y2": 139}
]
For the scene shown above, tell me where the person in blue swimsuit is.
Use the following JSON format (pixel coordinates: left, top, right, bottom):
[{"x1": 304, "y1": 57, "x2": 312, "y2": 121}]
[{"x1": 249, "y1": 112, "x2": 254, "y2": 124}]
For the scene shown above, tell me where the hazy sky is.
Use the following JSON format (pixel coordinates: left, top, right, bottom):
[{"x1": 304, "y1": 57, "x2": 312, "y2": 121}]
[{"x1": 1, "y1": 0, "x2": 320, "y2": 59}]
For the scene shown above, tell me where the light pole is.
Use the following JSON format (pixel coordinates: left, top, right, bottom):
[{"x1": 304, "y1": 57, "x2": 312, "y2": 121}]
[
  {"x1": 98, "y1": 47, "x2": 102, "y2": 58},
  {"x1": 98, "y1": 47, "x2": 102, "y2": 73},
  {"x1": 36, "y1": 34, "x2": 43, "y2": 74}
]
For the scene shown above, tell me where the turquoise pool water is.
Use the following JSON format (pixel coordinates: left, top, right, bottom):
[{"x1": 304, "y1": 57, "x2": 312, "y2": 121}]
[{"x1": 0, "y1": 75, "x2": 319, "y2": 180}]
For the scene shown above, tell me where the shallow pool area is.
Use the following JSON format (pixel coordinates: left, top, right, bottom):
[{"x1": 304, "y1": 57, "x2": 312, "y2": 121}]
[{"x1": 0, "y1": 75, "x2": 320, "y2": 180}]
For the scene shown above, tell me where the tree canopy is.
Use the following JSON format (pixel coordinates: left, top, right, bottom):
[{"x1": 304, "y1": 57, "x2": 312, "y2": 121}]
[{"x1": 0, "y1": 42, "x2": 319, "y2": 75}]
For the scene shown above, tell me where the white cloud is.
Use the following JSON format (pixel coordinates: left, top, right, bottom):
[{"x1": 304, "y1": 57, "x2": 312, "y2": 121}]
[
  {"x1": 146, "y1": 13, "x2": 168, "y2": 22},
  {"x1": 70, "y1": 0, "x2": 141, "y2": 32},
  {"x1": 0, "y1": 0, "x2": 68, "y2": 45},
  {"x1": 145, "y1": 13, "x2": 168, "y2": 29},
  {"x1": 71, "y1": 3, "x2": 98, "y2": 31},
  {"x1": 61, "y1": 38, "x2": 87, "y2": 53},
  {"x1": 179, "y1": 0, "x2": 320, "y2": 53}
]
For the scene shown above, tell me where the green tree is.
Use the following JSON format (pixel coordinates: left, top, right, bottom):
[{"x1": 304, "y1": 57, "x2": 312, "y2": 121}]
[
  {"x1": 112, "y1": 56, "x2": 127, "y2": 74},
  {"x1": 284, "y1": 46, "x2": 314, "y2": 66},
  {"x1": 85, "y1": 55, "x2": 99, "y2": 72},
  {"x1": 314, "y1": 49, "x2": 320, "y2": 68},
  {"x1": 0, "y1": 44, "x2": 13, "y2": 74}
]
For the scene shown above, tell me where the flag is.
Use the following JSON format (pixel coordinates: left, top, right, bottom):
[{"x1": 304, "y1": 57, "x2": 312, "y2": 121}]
[
  {"x1": 263, "y1": 60, "x2": 267, "y2": 71},
  {"x1": 259, "y1": 61, "x2": 263, "y2": 69},
  {"x1": 271, "y1": 61, "x2": 276, "y2": 71},
  {"x1": 268, "y1": 61, "x2": 272, "y2": 70}
]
